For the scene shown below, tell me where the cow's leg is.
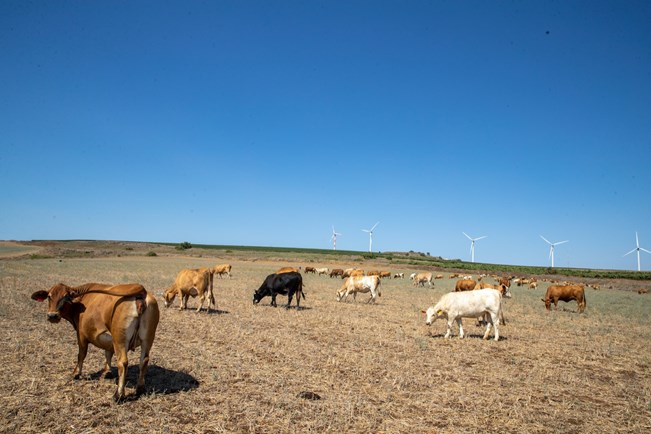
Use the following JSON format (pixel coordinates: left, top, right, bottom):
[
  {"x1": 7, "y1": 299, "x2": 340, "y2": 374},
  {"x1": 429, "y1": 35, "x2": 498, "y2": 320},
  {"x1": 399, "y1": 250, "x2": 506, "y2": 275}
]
[
  {"x1": 73, "y1": 337, "x2": 89, "y2": 379},
  {"x1": 271, "y1": 293, "x2": 277, "y2": 307},
  {"x1": 102, "y1": 349, "x2": 113, "y2": 378},
  {"x1": 196, "y1": 291, "x2": 205, "y2": 313},
  {"x1": 488, "y1": 311, "x2": 500, "y2": 341},
  {"x1": 286, "y1": 291, "x2": 294, "y2": 309},
  {"x1": 113, "y1": 347, "x2": 129, "y2": 402},
  {"x1": 445, "y1": 319, "x2": 454, "y2": 339},
  {"x1": 457, "y1": 318, "x2": 464, "y2": 339},
  {"x1": 179, "y1": 291, "x2": 188, "y2": 310}
]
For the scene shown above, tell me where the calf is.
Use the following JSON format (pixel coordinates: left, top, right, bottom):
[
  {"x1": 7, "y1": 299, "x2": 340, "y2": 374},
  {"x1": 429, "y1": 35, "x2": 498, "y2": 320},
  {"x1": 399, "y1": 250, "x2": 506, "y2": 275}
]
[
  {"x1": 253, "y1": 272, "x2": 305, "y2": 308},
  {"x1": 336, "y1": 275, "x2": 381, "y2": 303},
  {"x1": 31, "y1": 283, "x2": 159, "y2": 402},
  {"x1": 329, "y1": 268, "x2": 344, "y2": 278},
  {"x1": 542, "y1": 284, "x2": 586, "y2": 313},
  {"x1": 424, "y1": 289, "x2": 503, "y2": 341}
]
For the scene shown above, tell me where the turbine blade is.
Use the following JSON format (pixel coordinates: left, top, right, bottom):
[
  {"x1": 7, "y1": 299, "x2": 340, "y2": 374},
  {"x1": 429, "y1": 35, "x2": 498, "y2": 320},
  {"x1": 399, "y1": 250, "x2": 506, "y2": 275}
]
[
  {"x1": 370, "y1": 222, "x2": 380, "y2": 231},
  {"x1": 624, "y1": 248, "x2": 637, "y2": 256},
  {"x1": 636, "y1": 232, "x2": 640, "y2": 248},
  {"x1": 476, "y1": 236, "x2": 487, "y2": 241},
  {"x1": 640, "y1": 247, "x2": 651, "y2": 254},
  {"x1": 556, "y1": 240, "x2": 569, "y2": 245},
  {"x1": 463, "y1": 232, "x2": 472, "y2": 240},
  {"x1": 540, "y1": 235, "x2": 552, "y2": 245}
]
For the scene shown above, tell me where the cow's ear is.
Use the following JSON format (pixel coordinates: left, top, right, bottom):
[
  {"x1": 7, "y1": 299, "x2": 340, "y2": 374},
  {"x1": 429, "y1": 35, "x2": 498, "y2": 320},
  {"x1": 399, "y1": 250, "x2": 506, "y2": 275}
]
[
  {"x1": 31, "y1": 291, "x2": 48, "y2": 302},
  {"x1": 421, "y1": 310, "x2": 426, "y2": 314}
]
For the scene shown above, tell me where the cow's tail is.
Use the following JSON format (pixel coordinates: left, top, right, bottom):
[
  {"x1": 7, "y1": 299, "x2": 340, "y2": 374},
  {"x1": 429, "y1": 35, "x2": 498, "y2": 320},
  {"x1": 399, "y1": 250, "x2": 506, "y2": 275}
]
[{"x1": 300, "y1": 282, "x2": 306, "y2": 300}]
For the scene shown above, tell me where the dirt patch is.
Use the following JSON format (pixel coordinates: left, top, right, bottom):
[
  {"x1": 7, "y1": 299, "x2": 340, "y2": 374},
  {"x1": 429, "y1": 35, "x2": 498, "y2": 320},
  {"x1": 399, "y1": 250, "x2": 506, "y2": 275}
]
[{"x1": 0, "y1": 241, "x2": 43, "y2": 258}]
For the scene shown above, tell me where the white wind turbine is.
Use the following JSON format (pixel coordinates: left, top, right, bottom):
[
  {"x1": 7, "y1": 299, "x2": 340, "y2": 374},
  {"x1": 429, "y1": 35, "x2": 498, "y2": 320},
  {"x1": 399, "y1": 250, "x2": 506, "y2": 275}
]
[
  {"x1": 331, "y1": 226, "x2": 342, "y2": 250},
  {"x1": 540, "y1": 235, "x2": 569, "y2": 268},
  {"x1": 362, "y1": 222, "x2": 380, "y2": 253},
  {"x1": 624, "y1": 232, "x2": 650, "y2": 272},
  {"x1": 463, "y1": 232, "x2": 487, "y2": 263}
]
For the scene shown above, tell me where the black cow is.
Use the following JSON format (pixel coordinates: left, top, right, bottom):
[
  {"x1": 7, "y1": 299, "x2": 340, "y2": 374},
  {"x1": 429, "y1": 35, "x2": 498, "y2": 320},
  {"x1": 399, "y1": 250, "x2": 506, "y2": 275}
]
[{"x1": 253, "y1": 272, "x2": 305, "y2": 308}]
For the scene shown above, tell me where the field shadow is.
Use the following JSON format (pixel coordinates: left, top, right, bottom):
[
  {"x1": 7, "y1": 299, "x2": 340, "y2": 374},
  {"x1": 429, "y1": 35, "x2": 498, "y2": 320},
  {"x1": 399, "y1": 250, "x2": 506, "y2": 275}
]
[
  {"x1": 256, "y1": 304, "x2": 313, "y2": 311},
  {"x1": 426, "y1": 332, "x2": 508, "y2": 341},
  {"x1": 90, "y1": 364, "x2": 200, "y2": 400}
]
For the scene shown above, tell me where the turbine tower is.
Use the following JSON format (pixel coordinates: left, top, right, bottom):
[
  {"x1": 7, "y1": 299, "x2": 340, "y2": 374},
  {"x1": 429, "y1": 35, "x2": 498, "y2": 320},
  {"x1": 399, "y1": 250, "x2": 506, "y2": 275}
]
[
  {"x1": 540, "y1": 235, "x2": 569, "y2": 268},
  {"x1": 624, "y1": 232, "x2": 650, "y2": 272},
  {"x1": 463, "y1": 232, "x2": 487, "y2": 263},
  {"x1": 362, "y1": 222, "x2": 380, "y2": 253},
  {"x1": 331, "y1": 226, "x2": 342, "y2": 250}
]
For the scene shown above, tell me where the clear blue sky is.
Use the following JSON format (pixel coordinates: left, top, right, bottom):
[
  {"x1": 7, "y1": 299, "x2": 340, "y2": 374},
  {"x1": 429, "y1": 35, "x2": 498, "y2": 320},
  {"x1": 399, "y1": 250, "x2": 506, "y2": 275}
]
[{"x1": 2, "y1": 1, "x2": 650, "y2": 270}]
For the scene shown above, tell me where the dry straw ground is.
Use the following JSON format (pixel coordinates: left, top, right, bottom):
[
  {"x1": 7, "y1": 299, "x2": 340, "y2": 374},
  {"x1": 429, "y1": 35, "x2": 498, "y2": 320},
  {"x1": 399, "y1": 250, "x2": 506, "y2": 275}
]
[{"x1": 1, "y1": 248, "x2": 650, "y2": 433}]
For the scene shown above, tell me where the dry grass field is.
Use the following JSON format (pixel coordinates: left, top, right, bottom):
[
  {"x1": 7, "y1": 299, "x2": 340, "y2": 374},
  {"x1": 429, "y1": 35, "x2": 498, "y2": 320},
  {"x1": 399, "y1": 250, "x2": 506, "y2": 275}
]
[{"x1": 1, "y1": 249, "x2": 650, "y2": 433}]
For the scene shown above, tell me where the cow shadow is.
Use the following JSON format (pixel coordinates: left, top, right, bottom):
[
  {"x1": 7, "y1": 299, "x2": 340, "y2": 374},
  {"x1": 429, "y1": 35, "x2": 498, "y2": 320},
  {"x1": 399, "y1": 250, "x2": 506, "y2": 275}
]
[
  {"x1": 90, "y1": 365, "x2": 200, "y2": 401},
  {"x1": 256, "y1": 304, "x2": 313, "y2": 311},
  {"x1": 426, "y1": 332, "x2": 508, "y2": 342}
]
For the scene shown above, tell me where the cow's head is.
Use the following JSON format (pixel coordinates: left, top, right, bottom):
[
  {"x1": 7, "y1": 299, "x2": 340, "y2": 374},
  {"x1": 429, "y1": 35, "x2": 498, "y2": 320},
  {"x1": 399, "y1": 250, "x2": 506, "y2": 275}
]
[
  {"x1": 423, "y1": 307, "x2": 444, "y2": 325},
  {"x1": 500, "y1": 284, "x2": 512, "y2": 298},
  {"x1": 31, "y1": 283, "x2": 75, "y2": 323},
  {"x1": 252, "y1": 290, "x2": 263, "y2": 305},
  {"x1": 541, "y1": 298, "x2": 551, "y2": 310},
  {"x1": 163, "y1": 288, "x2": 176, "y2": 307}
]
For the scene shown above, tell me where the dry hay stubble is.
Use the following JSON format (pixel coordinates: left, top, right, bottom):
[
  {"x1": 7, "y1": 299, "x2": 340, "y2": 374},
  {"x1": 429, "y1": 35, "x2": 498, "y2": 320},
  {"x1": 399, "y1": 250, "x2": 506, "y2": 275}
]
[{"x1": 1, "y1": 257, "x2": 650, "y2": 433}]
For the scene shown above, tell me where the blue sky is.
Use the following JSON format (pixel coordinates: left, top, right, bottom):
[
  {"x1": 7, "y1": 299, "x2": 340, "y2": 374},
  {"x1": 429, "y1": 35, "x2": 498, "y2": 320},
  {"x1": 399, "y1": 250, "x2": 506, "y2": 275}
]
[{"x1": 1, "y1": 1, "x2": 650, "y2": 270}]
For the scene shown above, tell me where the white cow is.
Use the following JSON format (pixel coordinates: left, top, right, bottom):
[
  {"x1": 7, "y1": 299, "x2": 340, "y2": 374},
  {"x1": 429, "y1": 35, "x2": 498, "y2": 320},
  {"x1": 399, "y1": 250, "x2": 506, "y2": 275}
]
[
  {"x1": 423, "y1": 288, "x2": 503, "y2": 341},
  {"x1": 409, "y1": 273, "x2": 417, "y2": 280},
  {"x1": 336, "y1": 275, "x2": 381, "y2": 303},
  {"x1": 315, "y1": 267, "x2": 329, "y2": 276}
]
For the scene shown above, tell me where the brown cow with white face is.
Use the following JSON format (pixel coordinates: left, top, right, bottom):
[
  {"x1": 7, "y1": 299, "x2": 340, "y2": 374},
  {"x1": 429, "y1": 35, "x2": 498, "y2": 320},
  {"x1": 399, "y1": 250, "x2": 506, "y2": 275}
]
[{"x1": 31, "y1": 282, "x2": 159, "y2": 402}]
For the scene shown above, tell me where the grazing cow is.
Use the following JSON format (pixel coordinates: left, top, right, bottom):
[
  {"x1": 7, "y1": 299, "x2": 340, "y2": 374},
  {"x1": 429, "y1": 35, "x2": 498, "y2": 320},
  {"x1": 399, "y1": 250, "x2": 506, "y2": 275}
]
[
  {"x1": 305, "y1": 266, "x2": 317, "y2": 274},
  {"x1": 329, "y1": 268, "x2": 344, "y2": 278},
  {"x1": 455, "y1": 279, "x2": 478, "y2": 292},
  {"x1": 409, "y1": 273, "x2": 417, "y2": 280},
  {"x1": 413, "y1": 272, "x2": 434, "y2": 287},
  {"x1": 366, "y1": 270, "x2": 381, "y2": 276},
  {"x1": 379, "y1": 271, "x2": 392, "y2": 279},
  {"x1": 542, "y1": 284, "x2": 586, "y2": 313},
  {"x1": 253, "y1": 272, "x2": 305, "y2": 308},
  {"x1": 449, "y1": 273, "x2": 460, "y2": 279},
  {"x1": 31, "y1": 283, "x2": 159, "y2": 402},
  {"x1": 315, "y1": 267, "x2": 329, "y2": 276},
  {"x1": 588, "y1": 283, "x2": 601, "y2": 290},
  {"x1": 393, "y1": 273, "x2": 404, "y2": 279},
  {"x1": 435, "y1": 274, "x2": 444, "y2": 280},
  {"x1": 529, "y1": 281, "x2": 538, "y2": 290},
  {"x1": 213, "y1": 263, "x2": 232, "y2": 279},
  {"x1": 517, "y1": 278, "x2": 532, "y2": 287},
  {"x1": 336, "y1": 275, "x2": 381, "y2": 303},
  {"x1": 277, "y1": 267, "x2": 300, "y2": 274},
  {"x1": 164, "y1": 268, "x2": 215, "y2": 312},
  {"x1": 423, "y1": 288, "x2": 503, "y2": 341},
  {"x1": 638, "y1": 288, "x2": 649, "y2": 295}
]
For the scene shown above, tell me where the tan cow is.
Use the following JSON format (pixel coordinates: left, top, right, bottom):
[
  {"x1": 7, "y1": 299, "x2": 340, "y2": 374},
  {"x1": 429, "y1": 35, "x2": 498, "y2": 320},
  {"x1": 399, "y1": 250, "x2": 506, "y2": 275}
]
[
  {"x1": 379, "y1": 271, "x2": 392, "y2": 279},
  {"x1": 31, "y1": 283, "x2": 159, "y2": 402},
  {"x1": 413, "y1": 272, "x2": 433, "y2": 287},
  {"x1": 542, "y1": 284, "x2": 586, "y2": 313},
  {"x1": 638, "y1": 288, "x2": 648, "y2": 295},
  {"x1": 212, "y1": 263, "x2": 232, "y2": 279},
  {"x1": 336, "y1": 275, "x2": 381, "y2": 303},
  {"x1": 455, "y1": 279, "x2": 478, "y2": 292},
  {"x1": 277, "y1": 267, "x2": 300, "y2": 274},
  {"x1": 164, "y1": 268, "x2": 215, "y2": 312}
]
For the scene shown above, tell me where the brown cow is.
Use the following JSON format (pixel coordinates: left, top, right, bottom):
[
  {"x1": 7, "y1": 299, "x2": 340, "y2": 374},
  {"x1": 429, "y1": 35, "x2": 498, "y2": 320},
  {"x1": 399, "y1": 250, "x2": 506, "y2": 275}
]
[
  {"x1": 379, "y1": 271, "x2": 392, "y2": 279},
  {"x1": 304, "y1": 266, "x2": 317, "y2": 274},
  {"x1": 455, "y1": 279, "x2": 478, "y2": 292},
  {"x1": 213, "y1": 263, "x2": 232, "y2": 279},
  {"x1": 329, "y1": 268, "x2": 344, "y2": 278},
  {"x1": 542, "y1": 284, "x2": 586, "y2": 313},
  {"x1": 638, "y1": 288, "x2": 648, "y2": 295},
  {"x1": 164, "y1": 268, "x2": 215, "y2": 312},
  {"x1": 31, "y1": 283, "x2": 159, "y2": 402}
]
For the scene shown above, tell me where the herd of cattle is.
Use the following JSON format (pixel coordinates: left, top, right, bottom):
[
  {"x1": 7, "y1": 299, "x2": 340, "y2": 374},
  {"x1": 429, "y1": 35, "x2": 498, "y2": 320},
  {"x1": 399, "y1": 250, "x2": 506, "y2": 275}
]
[{"x1": 31, "y1": 262, "x2": 612, "y2": 402}]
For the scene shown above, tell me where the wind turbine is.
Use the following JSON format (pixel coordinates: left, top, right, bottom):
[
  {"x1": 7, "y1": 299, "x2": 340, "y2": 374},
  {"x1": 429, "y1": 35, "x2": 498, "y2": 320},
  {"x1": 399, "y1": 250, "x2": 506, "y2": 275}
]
[
  {"x1": 331, "y1": 226, "x2": 342, "y2": 250},
  {"x1": 540, "y1": 235, "x2": 569, "y2": 268},
  {"x1": 463, "y1": 232, "x2": 487, "y2": 263},
  {"x1": 624, "y1": 232, "x2": 650, "y2": 272},
  {"x1": 362, "y1": 222, "x2": 380, "y2": 253}
]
